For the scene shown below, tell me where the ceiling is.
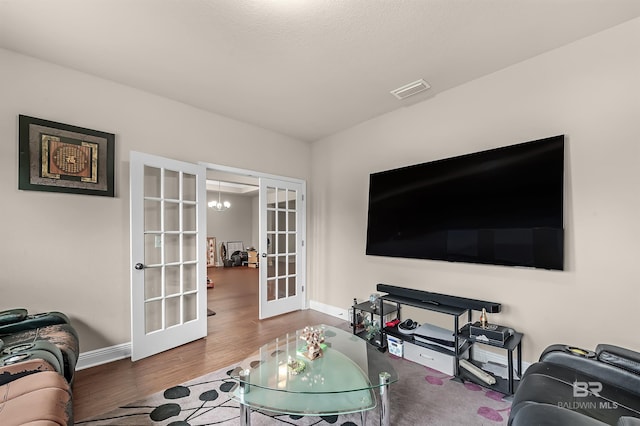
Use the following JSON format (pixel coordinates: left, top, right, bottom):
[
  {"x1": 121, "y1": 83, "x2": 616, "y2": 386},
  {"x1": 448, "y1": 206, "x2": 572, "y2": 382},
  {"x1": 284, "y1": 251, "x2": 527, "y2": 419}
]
[
  {"x1": 2, "y1": 1, "x2": 640, "y2": 142},
  {"x1": 206, "y1": 175, "x2": 258, "y2": 196}
]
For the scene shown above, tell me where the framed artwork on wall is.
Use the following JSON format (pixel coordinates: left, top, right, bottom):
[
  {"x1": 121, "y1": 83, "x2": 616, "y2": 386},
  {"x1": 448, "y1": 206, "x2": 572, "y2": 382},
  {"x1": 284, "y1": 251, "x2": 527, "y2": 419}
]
[
  {"x1": 18, "y1": 115, "x2": 115, "y2": 197},
  {"x1": 207, "y1": 237, "x2": 217, "y2": 267}
]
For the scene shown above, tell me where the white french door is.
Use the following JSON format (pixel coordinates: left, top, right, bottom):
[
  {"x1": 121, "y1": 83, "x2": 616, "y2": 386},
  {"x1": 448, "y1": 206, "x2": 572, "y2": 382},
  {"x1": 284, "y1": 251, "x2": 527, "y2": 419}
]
[
  {"x1": 130, "y1": 151, "x2": 207, "y2": 361},
  {"x1": 259, "y1": 178, "x2": 306, "y2": 319}
]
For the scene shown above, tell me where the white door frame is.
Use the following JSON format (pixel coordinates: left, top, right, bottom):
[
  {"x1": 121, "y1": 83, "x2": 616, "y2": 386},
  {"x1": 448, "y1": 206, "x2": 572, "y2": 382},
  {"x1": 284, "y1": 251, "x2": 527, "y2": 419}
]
[{"x1": 199, "y1": 161, "x2": 308, "y2": 316}]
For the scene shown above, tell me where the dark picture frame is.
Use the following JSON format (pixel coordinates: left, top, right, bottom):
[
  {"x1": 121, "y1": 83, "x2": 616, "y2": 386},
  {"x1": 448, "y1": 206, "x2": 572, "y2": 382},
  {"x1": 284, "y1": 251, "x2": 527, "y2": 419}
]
[{"x1": 18, "y1": 115, "x2": 115, "y2": 197}]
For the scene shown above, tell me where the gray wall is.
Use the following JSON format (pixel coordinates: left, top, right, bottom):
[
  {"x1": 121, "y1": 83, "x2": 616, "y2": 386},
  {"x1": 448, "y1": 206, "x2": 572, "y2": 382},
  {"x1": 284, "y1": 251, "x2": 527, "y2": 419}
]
[
  {"x1": 0, "y1": 48, "x2": 310, "y2": 352},
  {"x1": 206, "y1": 192, "x2": 257, "y2": 265},
  {"x1": 309, "y1": 17, "x2": 640, "y2": 362},
  {"x1": 3, "y1": 17, "x2": 639, "y2": 363}
]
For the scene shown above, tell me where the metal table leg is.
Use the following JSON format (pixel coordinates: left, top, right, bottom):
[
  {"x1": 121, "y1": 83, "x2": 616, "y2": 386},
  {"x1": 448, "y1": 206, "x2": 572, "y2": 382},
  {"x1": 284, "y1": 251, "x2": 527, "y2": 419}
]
[
  {"x1": 239, "y1": 369, "x2": 251, "y2": 426},
  {"x1": 239, "y1": 403, "x2": 251, "y2": 426},
  {"x1": 379, "y1": 372, "x2": 391, "y2": 426},
  {"x1": 507, "y1": 349, "x2": 514, "y2": 395},
  {"x1": 360, "y1": 409, "x2": 368, "y2": 425},
  {"x1": 517, "y1": 341, "x2": 522, "y2": 377}
]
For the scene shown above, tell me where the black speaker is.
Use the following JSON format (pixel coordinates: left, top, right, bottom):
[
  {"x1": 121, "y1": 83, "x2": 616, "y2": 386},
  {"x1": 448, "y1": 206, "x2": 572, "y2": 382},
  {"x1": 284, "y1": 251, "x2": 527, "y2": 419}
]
[{"x1": 376, "y1": 283, "x2": 501, "y2": 313}]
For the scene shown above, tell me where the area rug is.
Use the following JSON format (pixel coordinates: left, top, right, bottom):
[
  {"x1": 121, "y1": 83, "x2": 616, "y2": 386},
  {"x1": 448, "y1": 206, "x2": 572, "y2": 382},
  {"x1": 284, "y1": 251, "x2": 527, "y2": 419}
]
[{"x1": 77, "y1": 355, "x2": 511, "y2": 425}]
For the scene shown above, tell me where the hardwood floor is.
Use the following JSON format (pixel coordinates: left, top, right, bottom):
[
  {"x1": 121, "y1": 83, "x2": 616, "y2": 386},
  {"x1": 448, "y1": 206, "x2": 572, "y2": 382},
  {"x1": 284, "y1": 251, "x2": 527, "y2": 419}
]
[{"x1": 73, "y1": 266, "x2": 345, "y2": 421}]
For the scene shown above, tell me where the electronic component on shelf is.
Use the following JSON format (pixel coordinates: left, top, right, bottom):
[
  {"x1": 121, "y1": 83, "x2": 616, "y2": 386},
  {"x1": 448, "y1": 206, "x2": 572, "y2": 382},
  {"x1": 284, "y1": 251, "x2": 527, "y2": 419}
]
[
  {"x1": 397, "y1": 319, "x2": 419, "y2": 334},
  {"x1": 385, "y1": 318, "x2": 401, "y2": 328},
  {"x1": 469, "y1": 321, "x2": 514, "y2": 344},
  {"x1": 459, "y1": 359, "x2": 496, "y2": 385}
]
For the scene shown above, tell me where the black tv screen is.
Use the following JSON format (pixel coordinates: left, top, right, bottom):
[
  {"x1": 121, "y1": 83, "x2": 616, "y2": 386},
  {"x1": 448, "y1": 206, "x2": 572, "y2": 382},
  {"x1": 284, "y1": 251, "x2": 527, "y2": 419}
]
[{"x1": 365, "y1": 135, "x2": 565, "y2": 270}]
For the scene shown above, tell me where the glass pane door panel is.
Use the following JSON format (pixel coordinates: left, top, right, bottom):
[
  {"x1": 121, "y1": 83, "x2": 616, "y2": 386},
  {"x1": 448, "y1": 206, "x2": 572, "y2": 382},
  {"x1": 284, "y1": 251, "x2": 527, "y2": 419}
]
[
  {"x1": 277, "y1": 188, "x2": 286, "y2": 205},
  {"x1": 267, "y1": 211, "x2": 275, "y2": 233},
  {"x1": 277, "y1": 234, "x2": 287, "y2": 254},
  {"x1": 164, "y1": 170, "x2": 180, "y2": 200},
  {"x1": 183, "y1": 203, "x2": 196, "y2": 231},
  {"x1": 184, "y1": 293, "x2": 197, "y2": 322},
  {"x1": 165, "y1": 265, "x2": 180, "y2": 296},
  {"x1": 166, "y1": 296, "x2": 180, "y2": 327},
  {"x1": 145, "y1": 300, "x2": 162, "y2": 333},
  {"x1": 165, "y1": 235, "x2": 180, "y2": 263},
  {"x1": 267, "y1": 187, "x2": 276, "y2": 208},
  {"x1": 287, "y1": 212, "x2": 296, "y2": 231},
  {"x1": 144, "y1": 200, "x2": 161, "y2": 231},
  {"x1": 142, "y1": 167, "x2": 203, "y2": 334},
  {"x1": 144, "y1": 166, "x2": 161, "y2": 198},
  {"x1": 288, "y1": 196, "x2": 296, "y2": 210},
  {"x1": 267, "y1": 234, "x2": 276, "y2": 255},
  {"x1": 145, "y1": 234, "x2": 162, "y2": 265},
  {"x1": 165, "y1": 202, "x2": 180, "y2": 231},
  {"x1": 183, "y1": 173, "x2": 196, "y2": 201},
  {"x1": 183, "y1": 234, "x2": 197, "y2": 262},
  {"x1": 289, "y1": 258, "x2": 296, "y2": 275},
  {"x1": 267, "y1": 279, "x2": 276, "y2": 301},
  {"x1": 277, "y1": 255, "x2": 287, "y2": 274},
  {"x1": 288, "y1": 235, "x2": 296, "y2": 254},
  {"x1": 144, "y1": 267, "x2": 162, "y2": 299},
  {"x1": 183, "y1": 264, "x2": 197, "y2": 292},
  {"x1": 277, "y1": 278, "x2": 286, "y2": 299},
  {"x1": 278, "y1": 211, "x2": 286, "y2": 231},
  {"x1": 267, "y1": 260, "x2": 275, "y2": 279},
  {"x1": 288, "y1": 276, "x2": 296, "y2": 297}
]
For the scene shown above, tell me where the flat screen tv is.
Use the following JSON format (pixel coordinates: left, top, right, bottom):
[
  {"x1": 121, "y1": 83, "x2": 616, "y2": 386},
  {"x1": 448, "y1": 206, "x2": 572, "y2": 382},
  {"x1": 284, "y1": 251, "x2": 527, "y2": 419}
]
[{"x1": 365, "y1": 135, "x2": 564, "y2": 270}]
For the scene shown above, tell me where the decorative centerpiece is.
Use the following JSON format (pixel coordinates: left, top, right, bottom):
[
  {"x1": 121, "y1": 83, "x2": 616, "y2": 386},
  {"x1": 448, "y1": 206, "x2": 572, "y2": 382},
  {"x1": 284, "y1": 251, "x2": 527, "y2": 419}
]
[
  {"x1": 287, "y1": 356, "x2": 306, "y2": 375},
  {"x1": 479, "y1": 308, "x2": 488, "y2": 328},
  {"x1": 369, "y1": 293, "x2": 380, "y2": 311},
  {"x1": 364, "y1": 319, "x2": 381, "y2": 342},
  {"x1": 300, "y1": 326, "x2": 325, "y2": 360}
]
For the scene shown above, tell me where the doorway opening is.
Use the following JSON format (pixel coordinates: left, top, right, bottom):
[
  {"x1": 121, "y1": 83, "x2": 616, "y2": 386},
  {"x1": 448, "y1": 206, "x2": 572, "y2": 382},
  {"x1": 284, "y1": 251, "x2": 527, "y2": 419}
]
[
  {"x1": 205, "y1": 170, "x2": 259, "y2": 318},
  {"x1": 202, "y1": 163, "x2": 307, "y2": 322}
]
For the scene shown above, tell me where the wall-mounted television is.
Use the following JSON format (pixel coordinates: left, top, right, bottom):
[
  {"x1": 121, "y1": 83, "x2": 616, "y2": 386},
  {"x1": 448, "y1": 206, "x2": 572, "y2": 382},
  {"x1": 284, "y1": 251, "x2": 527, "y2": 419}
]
[{"x1": 365, "y1": 135, "x2": 565, "y2": 270}]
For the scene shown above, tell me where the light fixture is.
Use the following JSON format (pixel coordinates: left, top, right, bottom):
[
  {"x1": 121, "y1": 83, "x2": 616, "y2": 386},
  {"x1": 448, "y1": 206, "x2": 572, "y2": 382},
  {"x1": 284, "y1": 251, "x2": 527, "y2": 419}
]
[{"x1": 208, "y1": 181, "x2": 231, "y2": 211}]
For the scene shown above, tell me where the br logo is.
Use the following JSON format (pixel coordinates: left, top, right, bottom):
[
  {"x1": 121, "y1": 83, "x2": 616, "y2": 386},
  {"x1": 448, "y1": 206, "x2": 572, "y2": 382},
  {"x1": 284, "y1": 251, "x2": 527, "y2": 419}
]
[{"x1": 573, "y1": 381, "x2": 602, "y2": 397}]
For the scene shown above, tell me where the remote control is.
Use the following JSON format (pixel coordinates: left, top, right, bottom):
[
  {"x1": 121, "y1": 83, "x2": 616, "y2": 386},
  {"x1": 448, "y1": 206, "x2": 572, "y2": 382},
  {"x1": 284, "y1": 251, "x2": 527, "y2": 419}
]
[{"x1": 459, "y1": 359, "x2": 496, "y2": 385}]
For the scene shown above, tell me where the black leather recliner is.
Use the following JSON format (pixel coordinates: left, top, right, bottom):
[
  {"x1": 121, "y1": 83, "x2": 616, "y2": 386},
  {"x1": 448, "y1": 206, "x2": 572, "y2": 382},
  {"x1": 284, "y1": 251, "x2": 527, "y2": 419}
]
[{"x1": 509, "y1": 344, "x2": 640, "y2": 425}]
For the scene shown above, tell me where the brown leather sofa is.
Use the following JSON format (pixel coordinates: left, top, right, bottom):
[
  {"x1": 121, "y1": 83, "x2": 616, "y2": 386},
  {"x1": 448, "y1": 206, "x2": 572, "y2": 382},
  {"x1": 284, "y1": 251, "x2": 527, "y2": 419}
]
[{"x1": 0, "y1": 309, "x2": 78, "y2": 425}]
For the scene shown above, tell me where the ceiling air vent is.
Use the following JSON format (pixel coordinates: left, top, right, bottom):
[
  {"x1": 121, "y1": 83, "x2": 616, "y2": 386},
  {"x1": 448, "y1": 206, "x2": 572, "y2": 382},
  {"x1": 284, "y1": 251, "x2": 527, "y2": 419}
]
[{"x1": 390, "y1": 79, "x2": 431, "y2": 100}]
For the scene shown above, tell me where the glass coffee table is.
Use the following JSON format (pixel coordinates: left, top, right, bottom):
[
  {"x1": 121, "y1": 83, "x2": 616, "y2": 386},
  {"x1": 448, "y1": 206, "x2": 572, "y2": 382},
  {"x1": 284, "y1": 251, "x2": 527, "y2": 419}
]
[{"x1": 229, "y1": 324, "x2": 398, "y2": 425}]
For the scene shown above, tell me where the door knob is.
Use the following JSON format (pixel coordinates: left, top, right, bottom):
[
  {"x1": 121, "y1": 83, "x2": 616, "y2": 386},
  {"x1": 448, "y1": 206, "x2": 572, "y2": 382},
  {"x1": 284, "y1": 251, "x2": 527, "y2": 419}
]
[
  {"x1": 262, "y1": 253, "x2": 267, "y2": 258},
  {"x1": 134, "y1": 263, "x2": 144, "y2": 270}
]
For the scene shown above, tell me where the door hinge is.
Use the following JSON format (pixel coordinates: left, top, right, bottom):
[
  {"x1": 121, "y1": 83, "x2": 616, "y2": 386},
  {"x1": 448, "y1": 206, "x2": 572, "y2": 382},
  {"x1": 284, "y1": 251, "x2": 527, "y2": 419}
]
[
  {"x1": 302, "y1": 285, "x2": 305, "y2": 292},
  {"x1": 302, "y1": 240, "x2": 305, "y2": 247}
]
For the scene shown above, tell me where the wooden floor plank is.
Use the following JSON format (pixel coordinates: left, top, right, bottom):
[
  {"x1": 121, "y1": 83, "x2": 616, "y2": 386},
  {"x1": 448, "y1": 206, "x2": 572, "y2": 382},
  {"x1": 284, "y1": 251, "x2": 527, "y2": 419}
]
[{"x1": 73, "y1": 266, "x2": 344, "y2": 421}]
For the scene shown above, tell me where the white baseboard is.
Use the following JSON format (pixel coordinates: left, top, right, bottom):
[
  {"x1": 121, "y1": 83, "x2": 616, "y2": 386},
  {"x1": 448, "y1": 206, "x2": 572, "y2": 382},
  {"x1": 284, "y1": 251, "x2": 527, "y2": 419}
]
[
  {"x1": 76, "y1": 302, "x2": 346, "y2": 370},
  {"x1": 309, "y1": 300, "x2": 349, "y2": 321},
  {"x1": 76, "y1": 342, "x2": 131, "y2": 370},
  {"x1": 78, "y1": 302, "x2": 530, "y2": 374}
]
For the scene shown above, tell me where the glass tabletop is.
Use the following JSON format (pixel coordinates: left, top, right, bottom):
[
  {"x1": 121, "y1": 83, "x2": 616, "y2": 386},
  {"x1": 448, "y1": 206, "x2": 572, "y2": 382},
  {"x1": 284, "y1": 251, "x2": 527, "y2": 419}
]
[{"x1": 229, "y1": 324, "x2": 398, "y2": 416}]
